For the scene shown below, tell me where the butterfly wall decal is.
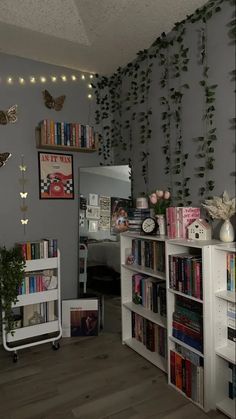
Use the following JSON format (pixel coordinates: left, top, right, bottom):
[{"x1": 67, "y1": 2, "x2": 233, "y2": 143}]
[
  {"x1": 42, "y1": 90, "x2": 66, "y2": 111},
  {"x1": 21, "y1": 219, "x2": 29, "y2": 225},
  {"x1": 0, "y1": 105, "x2": 18, "y2": 125},
  {"x1": 0, "y1": 152, "x2": 12, "y2": 168},
  {"x1": 20, "y1": 192, "x2": 28, "y2": 198}
]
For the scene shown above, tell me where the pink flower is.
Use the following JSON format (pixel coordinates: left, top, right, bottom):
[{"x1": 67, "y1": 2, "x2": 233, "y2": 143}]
[
  {"x1": 156, "y1": 190, "x2": 164, "y2": 198},
  {"x1": 149, "y1": 193, "x2": 158, "y2": 204},
  {"x1": 164, "y1": 190, "x2": 171, "y2": 200}
]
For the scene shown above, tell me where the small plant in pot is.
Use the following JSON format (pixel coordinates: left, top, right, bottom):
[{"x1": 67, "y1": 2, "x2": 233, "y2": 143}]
[{"x1": 0, "y1": 246, "x2": 25, "y2": 335}]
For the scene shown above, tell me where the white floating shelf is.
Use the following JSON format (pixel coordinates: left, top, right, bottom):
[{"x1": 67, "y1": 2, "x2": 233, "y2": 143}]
[
  {"x1": 122, "y1": 263, "x2": 166, "y2": 280},
  {"x1": 123, "y1": 301, "x2": 167, "y2": 328}
]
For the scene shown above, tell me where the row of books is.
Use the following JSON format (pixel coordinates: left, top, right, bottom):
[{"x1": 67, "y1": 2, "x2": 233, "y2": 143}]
[
  {"x1": 132, "y1": 273, "x2": 166, "y2": 317},
  {"x1": 173, "y1": 295, "x2": 203, "y2": 353},
  {"x1": 132, "y1": 312, "x2": 167, "y2": 357},
  {"x1": 127, "y1": 208, "x2": 151, "y2": 232},
  {"x1": 227, "y1": 302, "x2": 236, "y2": 344},
  {"x1": 169, "y1": 253, "x2": 202, "y2": 299},
  {"x1": 131, "y1": 239, "x2": 165, "y2": 273},
  {"x1": 170, "y1": 348, "x2": 204, "y2": 406},
  {"x1": 14, "y1": 301, "x2": 58, "y2": 328},
  {"x1": 18, "y1": 270, "x2": 57, "y2": 295},
  {"x1": 17, "y1": 239, "x2": 58, "y2": 260},
  {"x1": 228, "y1": 362, "x2": 236, "y2": 400},
  {"x1": 39, "y1": 119, "x2": 96, "y2": 149},
  {"x1": 166, "y1": 207, "x2": 200, "y2": 239},
  {"x1": 227, "y1": 252, "x2": 235, "y2": 292}
]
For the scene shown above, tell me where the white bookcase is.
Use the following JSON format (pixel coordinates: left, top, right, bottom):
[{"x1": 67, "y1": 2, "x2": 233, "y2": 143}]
[
  {"x1": 120, "y1": 232, "x2": 168, "y2": 373},
  {"x1": 2, "y1": 250, "x2": 62, "y2": 361},
  {"x1": 165, "y1": 239, "x2": 220, "y2": 412},
  {"x1": 211, "y1": 243, "x2": 236, "y2": 419}
]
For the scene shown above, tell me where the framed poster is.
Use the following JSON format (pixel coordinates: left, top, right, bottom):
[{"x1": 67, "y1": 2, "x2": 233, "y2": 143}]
[
  {"x1": 86, "y1": 205, "x2": 100, "y2": 219},
  {"x1": 62, "y1": 299, "x2": 99, "y2": 337},
  {"x1": 89, "y1": 193, "x2": 99, "y2": 206},
  {"x1": 111, "y1": 197, "x2": 131, "y2": 234},
  {"x1": 38, "y1": 152, "x2": 74, "y2": 199}
]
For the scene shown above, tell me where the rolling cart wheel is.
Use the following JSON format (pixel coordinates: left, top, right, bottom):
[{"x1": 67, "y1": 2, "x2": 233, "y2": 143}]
[
  {"x1": 52, "y1": 341, "x2": 60, "y2": 351},
  {"x1": 13, "y1": 352, "x2": 18, "y2": 363}
]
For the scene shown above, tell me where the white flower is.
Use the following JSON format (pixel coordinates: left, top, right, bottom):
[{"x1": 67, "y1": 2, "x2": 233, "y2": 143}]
[{"x1": 202, "y1": 191, "x2": 236, "y2": 220}]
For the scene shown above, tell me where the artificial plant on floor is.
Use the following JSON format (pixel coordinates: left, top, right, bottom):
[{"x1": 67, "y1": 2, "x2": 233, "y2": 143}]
[{"x1": 0, "y1": 246, "x2": 25, "y2": 334}]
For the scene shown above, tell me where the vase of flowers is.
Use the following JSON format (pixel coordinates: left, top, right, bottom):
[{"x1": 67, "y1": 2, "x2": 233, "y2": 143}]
[
  {"x1": 202, "y1": 191, "x2": 235, "y2": 243},
  {"x1": 149, "y1": 190, "x2": 171, "y2": 235}
]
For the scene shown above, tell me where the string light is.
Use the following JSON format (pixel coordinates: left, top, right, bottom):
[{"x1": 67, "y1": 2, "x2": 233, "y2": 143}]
[{"x1": 4, "y1": 73, "x2": 93, "y2": 99}]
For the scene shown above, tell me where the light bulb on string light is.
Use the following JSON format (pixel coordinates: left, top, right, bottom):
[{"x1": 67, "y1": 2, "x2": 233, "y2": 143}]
[
  {"x1": 61, "y1": 75, "x2": 67, "y2": 82},
  {"x1": 81, "y1": 74, "x2": 85, "y2": 80},
  {"x1": 51, "y1": 76, "x2": 57, "y2": 82},
  {"x1": 40, "y1": 76, "x2": 46, "y2": 83},
  {"x1": 19, "y1": 77, "x2": 25, "y2": 84},
  {"x1": 71, "y1": 75, "x2": 77, "y2": 81},
  {"x1": 7, "y1": 77, "x2": 13, "y2": 84},
  {"x1": 30, "y1": 76, "x2": 36, "y2": 83}
]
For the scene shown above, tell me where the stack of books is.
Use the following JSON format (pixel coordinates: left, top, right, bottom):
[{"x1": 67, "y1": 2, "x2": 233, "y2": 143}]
[
  {"x1": 227, "y1": 252, "x2": 236, "y2": 291},
  {"x1": 170, "y1": 344, "x2": 204, "y2": 406},
  {"x1": 132, "y1": 312, "x2": 167, "y2": 356},
  {"x1": 172, "y1": 295, "x2": 203, "y2": 352},
  {"x1": 227, "y1": 302, "x2": 236, "y2": 344},
  {"x1": 166, "y1": 207, "x2": 200, "y2": 239},
  {"x1": 127, "y1": 208, "x2": 150, "y2": 232},
  {"x1": 228, "y1": 362, "x2": 236, "y2": 400},
  {"x1": 168, "y1": 253, "x2": 202, "y2": 299},
  {"x1": 16, "y1": 239, "x2": 58, "y2": 260},
  {"x1": 39, "y1": 119, "x2": 96, "y2": 149},
  {"x1": 131, "y1": 239, "x2": 165, "y2": 272},
  {"x1": 132, "y1": 273, "x2": 166, "y2": 317}
]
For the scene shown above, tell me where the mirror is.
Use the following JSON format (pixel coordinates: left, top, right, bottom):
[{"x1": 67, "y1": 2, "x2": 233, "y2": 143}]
[{"x1": 78, "y1": 165, "x2": 131, "y2": 296}]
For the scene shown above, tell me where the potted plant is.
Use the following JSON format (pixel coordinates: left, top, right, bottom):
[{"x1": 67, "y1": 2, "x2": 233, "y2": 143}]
[{"x1": 0, "y1": 246, "x2": 25, "y2": 334}]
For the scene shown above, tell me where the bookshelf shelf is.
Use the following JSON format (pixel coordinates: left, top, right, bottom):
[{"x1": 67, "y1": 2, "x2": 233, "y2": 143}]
[
  {"x1": 36, "y1": 122, "x2": 97, "y2": 153},
  {"x1": 168, "y1": 288, "x2": 203, "y2": 304},
  {"x1": 168, "y1": 336, "x2": 204, "y2": 357},
  {"x1": 215, "y1": 290, "x2": 236, "y2": 303},
  {"x1": 123, "y1": 338, "x2": 167, "y2": 371},
  {"x1": 211, "y1": 244, "x2": 236, "y2": 417},
  {"x1": 215, "y1": 344, "x2": 236, "y2": 364},
  {"x1": 122, "y1": 263, "x2": 166, "y2": 280},
  {"x1": 216, "y1": 398, "x2": 236, "y2": 419},
  {"x1": 123, "y1": 302, "x2": 167, "y2": 328},
  {"x1": 121, "y1": 232, "x2": 167, "y2": 374},
  {"x1": 2, "y1": 246, "x2": 62, "y2": 360},
  {"x1": 168, "y1": 382, "x2": 203, "y2": 409}
]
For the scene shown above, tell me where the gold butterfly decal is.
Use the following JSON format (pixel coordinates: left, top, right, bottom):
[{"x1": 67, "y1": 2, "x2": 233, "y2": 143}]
[
  {"x1": 0, "y1": 152, "x2": 11, "y2": 167},
  {"x1": 20, "y1": 192, "x2": 28, "y2": 198},
  {"x1": 19, "y1": 164, "x2": 27, "y2": 172},
  {"x1": 0, "y1": 105, "x2": 18, "y2": 125},
  {"x1": 21, "y1": 219, "x2": 29, "y2": 225},
  {"x1": 42, "y1": 90, "x2": 66, "y2": 111}
]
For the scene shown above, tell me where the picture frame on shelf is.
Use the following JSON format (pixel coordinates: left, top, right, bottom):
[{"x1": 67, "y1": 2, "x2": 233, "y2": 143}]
[{"x1": 38, "y1": 152, "x2": 74, "y2": 199}]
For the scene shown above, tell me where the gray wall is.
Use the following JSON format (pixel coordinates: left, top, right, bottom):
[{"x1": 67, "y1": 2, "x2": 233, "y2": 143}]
[
  {"x1": 79, "y1": 170, "x2": 130, "y2": 240},
  {"x1": 96, "y1": 1, "x2": 235, "y2": 236},
  {"x1": 0, "y1": 53, "x2": 101, "y2": 298}
]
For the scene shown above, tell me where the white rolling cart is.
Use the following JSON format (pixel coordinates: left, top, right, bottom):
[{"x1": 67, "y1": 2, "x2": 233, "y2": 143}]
[{"x1": 2, "y1": 250, "x2": 62, "y2": 362}]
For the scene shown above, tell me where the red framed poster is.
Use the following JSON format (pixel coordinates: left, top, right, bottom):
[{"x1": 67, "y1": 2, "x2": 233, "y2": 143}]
[{"x1": 38, "y1": 152, "x2": 74, "y2": 199}]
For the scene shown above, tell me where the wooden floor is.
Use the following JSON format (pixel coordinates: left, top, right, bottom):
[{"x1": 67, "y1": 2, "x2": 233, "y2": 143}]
[{"x1": 0, "y1": 297, "x2": 227, "y2": 419}]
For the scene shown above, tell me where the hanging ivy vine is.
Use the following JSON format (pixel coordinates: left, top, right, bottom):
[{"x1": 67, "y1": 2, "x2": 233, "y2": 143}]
[{"x1": 93, "y1": 0, "x2": 231, "y2": 201}]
